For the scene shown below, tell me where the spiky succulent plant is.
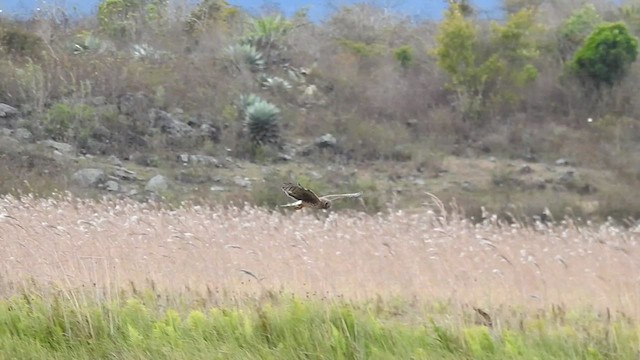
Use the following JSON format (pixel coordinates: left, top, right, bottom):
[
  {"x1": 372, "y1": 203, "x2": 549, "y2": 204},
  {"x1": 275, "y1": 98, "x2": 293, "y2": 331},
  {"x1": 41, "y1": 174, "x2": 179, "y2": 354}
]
[{"x1": 243, "y1": 99, "x2": 281, "y2": 145}]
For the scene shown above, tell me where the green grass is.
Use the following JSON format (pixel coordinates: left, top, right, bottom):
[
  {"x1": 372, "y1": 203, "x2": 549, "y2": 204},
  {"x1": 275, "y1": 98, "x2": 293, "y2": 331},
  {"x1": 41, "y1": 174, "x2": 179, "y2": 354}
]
[{"x1": 0, "y1": 289, "x2": 638, "y2": 359}]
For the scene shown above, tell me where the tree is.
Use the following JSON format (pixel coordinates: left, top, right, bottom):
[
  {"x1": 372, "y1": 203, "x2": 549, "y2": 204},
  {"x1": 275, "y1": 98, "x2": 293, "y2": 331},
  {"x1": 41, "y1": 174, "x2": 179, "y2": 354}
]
[
  {"x1": 97, "y1": 0, "x2": 167, "y2": 42},
  {"x1": 570, "y1": 22, "x2": 638, "y2": 87},
  {"x1": 433, "y1": 4, "x2": 540, "y2": 120},
  {"x1": 433, "y1": 4, "x2": 499, "y2": 120},
  {"x1": 557, "y1": 4, "x2": 602, "y2": 62}
]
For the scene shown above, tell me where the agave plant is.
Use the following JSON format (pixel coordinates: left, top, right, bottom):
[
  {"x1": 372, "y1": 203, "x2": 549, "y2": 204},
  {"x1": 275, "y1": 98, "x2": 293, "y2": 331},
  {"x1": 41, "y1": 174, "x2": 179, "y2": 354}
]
[
  {"x1": 244, "y1": 99, "x2": 281, "y2": 145},
  {"x1": 223, "y1": 44, "x2": 265, "y2": 72},
  {"x1": 237, "y1": 93, "x2": 262, "y2": 111},
  {"x1": 72, "y1": 32, "x2": 115, "y2": 55},
  {"x1": 244, "y1": 15, "x2": 292, "y2": 49},
  {"x1": 257, "y1": 74, "x2": 292, "y2": 91}
]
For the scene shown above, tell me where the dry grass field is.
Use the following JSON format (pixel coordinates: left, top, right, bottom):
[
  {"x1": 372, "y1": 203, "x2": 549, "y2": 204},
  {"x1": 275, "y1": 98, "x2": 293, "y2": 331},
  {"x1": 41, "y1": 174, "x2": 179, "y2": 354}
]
[
  {"x1": 1, "y1": 193, "x2": 639, "y2": 315},
  {"x1": 2, "y1": 194, "x2": 640, "y2": 358}
]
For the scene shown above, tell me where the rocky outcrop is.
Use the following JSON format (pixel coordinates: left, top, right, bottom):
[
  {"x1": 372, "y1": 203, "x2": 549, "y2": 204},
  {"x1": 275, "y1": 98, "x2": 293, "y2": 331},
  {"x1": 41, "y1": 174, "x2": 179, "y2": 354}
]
[
  {"x1": 72, "y1": 168, "x2": 106, "y2": 187},
  {"x1": 145, "y1": 175, "x2": 169, "y2": 192}
]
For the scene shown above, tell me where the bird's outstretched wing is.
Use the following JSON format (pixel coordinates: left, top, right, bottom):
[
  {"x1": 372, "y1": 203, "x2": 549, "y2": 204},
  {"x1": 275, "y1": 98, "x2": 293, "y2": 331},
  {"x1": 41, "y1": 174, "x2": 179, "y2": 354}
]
[
  {"x1": 278, "y1": 200, "x2": 303, "y2": 208},
  {"x1": 281, "y1": 183, "x2": 322, "y2": 205},
  {"x1": 320, "y1": 192, "x2": 362, "y2": 201}
]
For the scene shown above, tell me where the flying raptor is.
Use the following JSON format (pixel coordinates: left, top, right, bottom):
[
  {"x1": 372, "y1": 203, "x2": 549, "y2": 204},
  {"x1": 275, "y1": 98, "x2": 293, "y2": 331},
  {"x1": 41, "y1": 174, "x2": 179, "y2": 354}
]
[{"x1": 280, "y1": 183, "x2": 362, "y2": 210}]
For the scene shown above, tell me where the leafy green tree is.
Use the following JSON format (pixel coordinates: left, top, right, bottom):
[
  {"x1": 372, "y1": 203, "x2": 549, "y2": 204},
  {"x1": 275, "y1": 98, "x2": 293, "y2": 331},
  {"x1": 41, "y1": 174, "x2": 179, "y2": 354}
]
[
  {"x1": 433, "y1": 4, "x2": 541, "y2": 120},
  {"x1": 557, "y1": 5, "x2": 602, "y2": 61},
  {"x1": 488, "y1": 7, "x2": 541, "y2": 107},
  {"x1": 433, "y1": 4, "x2": 492, "y2": 119},
  {"x1": 570, "y1": 22, "x2": 638, "y2": 87}
]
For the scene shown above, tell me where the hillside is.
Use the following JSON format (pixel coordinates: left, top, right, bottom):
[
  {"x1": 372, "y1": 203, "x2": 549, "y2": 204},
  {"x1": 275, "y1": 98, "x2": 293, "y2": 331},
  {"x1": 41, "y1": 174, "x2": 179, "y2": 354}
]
[{"x1": 1, "y1": 0, "x2": 640, "y2": 222}]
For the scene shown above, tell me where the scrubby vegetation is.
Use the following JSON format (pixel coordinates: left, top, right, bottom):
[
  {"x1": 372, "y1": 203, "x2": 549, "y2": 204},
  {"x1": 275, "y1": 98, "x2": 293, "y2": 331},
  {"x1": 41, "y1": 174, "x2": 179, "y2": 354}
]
[{"x1": 1, "y1": 0, "x2": 640, "y2": 220}]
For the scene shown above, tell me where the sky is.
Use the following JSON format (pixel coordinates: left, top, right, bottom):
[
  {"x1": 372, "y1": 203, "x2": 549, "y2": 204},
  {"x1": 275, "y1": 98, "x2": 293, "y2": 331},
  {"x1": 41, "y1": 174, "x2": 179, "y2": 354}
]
[{"x1": 0, "y1": 0, "x2": 503, "y2": 21}]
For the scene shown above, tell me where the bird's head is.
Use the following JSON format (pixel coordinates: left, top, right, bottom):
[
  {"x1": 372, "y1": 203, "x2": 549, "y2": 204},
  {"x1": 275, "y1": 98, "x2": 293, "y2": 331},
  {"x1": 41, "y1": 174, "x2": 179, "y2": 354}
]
[{"x1": 320, "y1": 199, "x2": 332, "y2": 209}]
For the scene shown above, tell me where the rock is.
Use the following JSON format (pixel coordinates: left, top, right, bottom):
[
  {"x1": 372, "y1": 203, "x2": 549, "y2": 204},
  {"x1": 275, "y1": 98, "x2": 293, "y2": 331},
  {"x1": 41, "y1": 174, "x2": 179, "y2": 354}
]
[
  {"x1": 12, "y1": 128, "x2": 33, "y2": 142},
  {"x1": 104, "y1": 180, "x2": 120, "y2": 192},
  {"x1": 178, "y1": 154, "x2": 220, "y2": 167},
  {"x1": 190, "y1": 155, "x2": 219, "y2": 166},
  {"x1": 461, "y1": 181, "x2": 474, "y2": 192},
  {"x1": 89, "y1": 96, "x2": 107, "y2": 106},
  {"x1": 145, "y1": 175, "x2": 169, "y2": 192},
  {"x1": 113, "y1": 167, "x2": 138, "y2": 181},
  {"x1": 107, "y1": 155, "x2": 123, "y2": 166},
  {"x1": 489, "y1": 156, "x2": 497, "y2": 163},
  {"x1": 0, "y1": 103, "x2": 19, "y2": 118},
  {"x1": 150, "y1": 109, "x2": 193, "y2": 137},
  {"x1": 557, "y1": 170, "x2": 575, "y2": 184},
  {"x1": 0, "y1": 128, "x2": 11, "y2": 136},
  {"x1": 233, "y1": 176, "x2": 251, "y2": 188},
  {"x1": 198, "y1": 123, "x2": 220, "y2": 143},
  {"x1": 406, "y1": 118, "x2": 418, "y2": 127},
  {"x1": 117, "y1": 92, "x2": 149, "y2": 116},
  {"x1": 91, "y1": 125, "x2": 111, "y2": 142},
  {"x1": 555, "y1": 158, "x2": 571, "y2": 166},
  {"x1": 39, "y1": 140, "x2": 74, "y2": 154},
  {"x1": 72, "y1": 168, "x2": 106, "y2": 187},
  {"x1": 518, "y1": 165, "x2": 533, "y2": 174},
  {"x1": 210, "y1": 186, "x2": 227, "y2": 192},
  {"x1": 314, "y1": 133, "x2": 337, "y2": 149}
]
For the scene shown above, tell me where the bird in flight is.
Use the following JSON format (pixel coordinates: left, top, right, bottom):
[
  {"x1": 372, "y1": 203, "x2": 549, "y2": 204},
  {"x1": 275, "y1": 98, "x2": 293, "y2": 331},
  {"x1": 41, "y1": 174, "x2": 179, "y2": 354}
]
[{"x1": 280, "y1": 182, "x2": 362, "y2": 210}]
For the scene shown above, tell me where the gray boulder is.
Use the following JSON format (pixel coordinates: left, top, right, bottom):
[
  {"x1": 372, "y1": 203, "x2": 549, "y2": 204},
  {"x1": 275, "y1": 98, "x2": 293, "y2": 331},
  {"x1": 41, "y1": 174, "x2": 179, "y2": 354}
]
[
  {"x1": 178, "y1": 154, "x2": 219, "y2": 167},
  {"x1": 113, "y1": 167, "x2": 138, "y2": 181},
  {"x1": 315, "y1": 133, "x2": 337, "y2": 148},
  {"x1": 233, "y1": 176, "x2": 251, "y2": 188},
  {"x1": 0, "y1": 103, "x2": 18, "y2": 118},
  {"x1": 145, "y1": 175, "x2": 169, "y2": 192},
  {"x1": 12, "y1": 128, "x2": 33, "y2": 143},
  {"x1": 104, "y1": 180, "x2": 120, "y2": 192},
  {"x1": 150, "y1": 109, "x2": 193, "y2": 137},
  {"x1": 72, "y1": 168, "x2": 106, "y2": 187},
  {"x1": 39, "y1": 140, "x2": 74, "y2": 154}
]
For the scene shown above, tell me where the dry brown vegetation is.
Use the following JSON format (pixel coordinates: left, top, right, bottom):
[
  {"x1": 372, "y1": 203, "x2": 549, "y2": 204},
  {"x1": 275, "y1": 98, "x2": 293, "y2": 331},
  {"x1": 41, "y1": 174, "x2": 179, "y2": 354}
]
[{"x1": 2, "y1": 195, "x2": 639, "y2": 317}]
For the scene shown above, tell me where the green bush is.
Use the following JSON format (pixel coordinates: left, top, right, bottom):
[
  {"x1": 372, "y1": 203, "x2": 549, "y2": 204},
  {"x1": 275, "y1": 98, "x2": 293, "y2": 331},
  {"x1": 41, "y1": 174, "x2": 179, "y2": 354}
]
[
  {"x1": 244, "y1": 99, "x2": 281, "y2": 145},
  {"x1": 570, "y1": 22, "x2": 638, "y2": 87},
  {"x1": 393, "y1": 45, "x2": 413, "y2": 67},
  {"x1": 44, "y1": 103, "x2": 97, "y2": 143}
]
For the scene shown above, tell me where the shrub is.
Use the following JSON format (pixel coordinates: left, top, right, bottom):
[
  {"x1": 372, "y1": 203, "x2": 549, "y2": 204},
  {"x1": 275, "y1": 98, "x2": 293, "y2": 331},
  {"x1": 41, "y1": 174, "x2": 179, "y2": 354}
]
[
  {"x1": 0, "y1": 24, "x2": 44, "y2": 59},
  {"x1": 184, "y1": 0, "x2": 235, "y2": 34},
  {"x1": 393, "y1": 45, "x2": 413, "y2": 68},
  {"x1": 97, "y1": 0, "x2": 167, "y2": 42},
  {"x1": 570, "y1": 22, "x2": 638, "y2": 87},
  {"x1": 44, "y1": 103, "x2": 97, "y2": 143},
  {"x1": 557, "y1": 5, "x2": 602, "y2": 61},
  {"x1": 243, "y1": 98, "x2": 281, "y2": 145},
  {"x1": 223, "y1": 44, "x2": 265, "y2": 72}
]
